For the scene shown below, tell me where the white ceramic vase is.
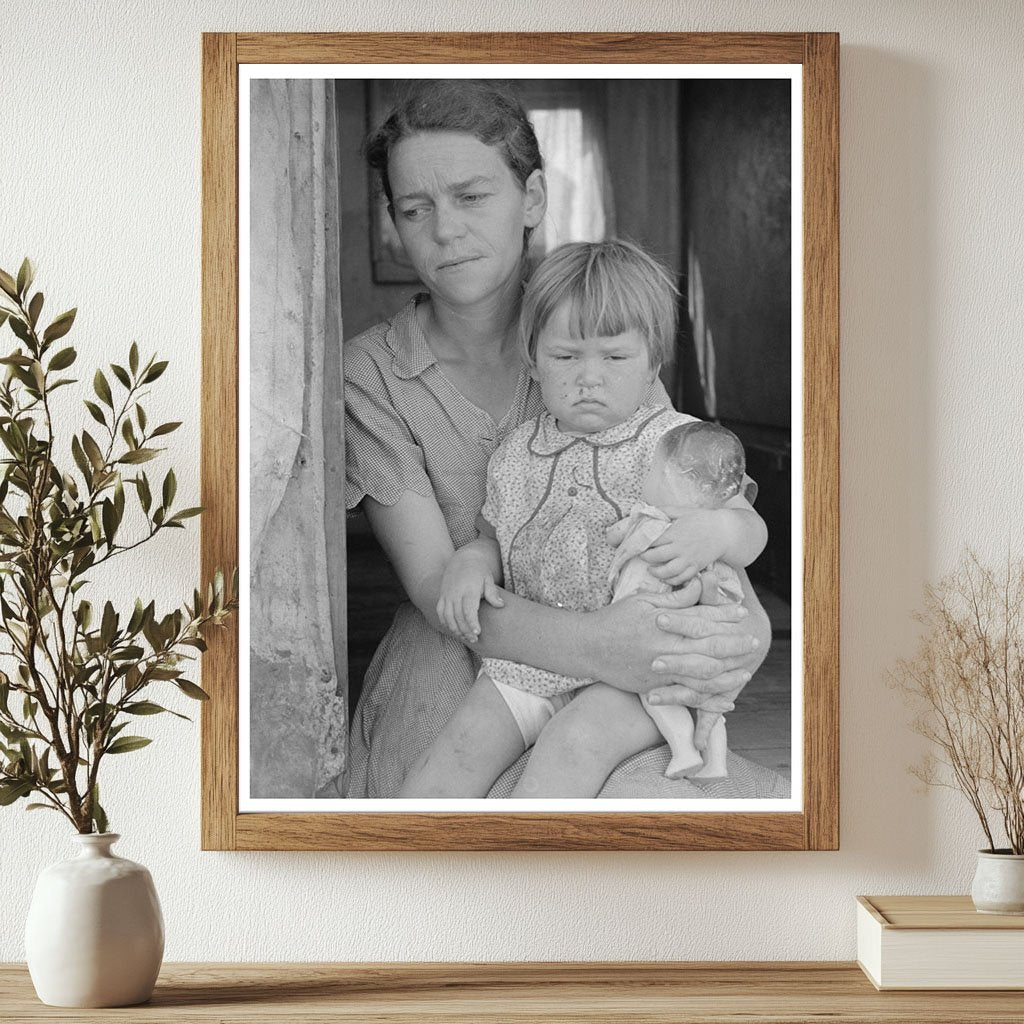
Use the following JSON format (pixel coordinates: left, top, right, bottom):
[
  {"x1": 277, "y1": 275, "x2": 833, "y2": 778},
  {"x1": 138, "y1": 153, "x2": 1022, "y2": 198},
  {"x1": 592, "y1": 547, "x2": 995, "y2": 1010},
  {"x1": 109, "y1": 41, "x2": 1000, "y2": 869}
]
[
  {"x1": 970, "y1": 849, "x2": 1024, "y2": 915},
  {"x1": 24, "y1": 833, "x2": 164, "y2": 1007}
]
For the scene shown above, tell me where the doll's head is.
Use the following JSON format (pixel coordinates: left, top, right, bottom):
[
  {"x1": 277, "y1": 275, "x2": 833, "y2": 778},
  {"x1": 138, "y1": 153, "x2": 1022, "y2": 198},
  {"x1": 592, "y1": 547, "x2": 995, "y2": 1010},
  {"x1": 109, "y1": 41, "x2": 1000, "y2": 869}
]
[
  {"x1": 519, "y1": 240, "x2": 678, "y2": 434},
  {"x1": 643, "y1": 421, "x2": 746, "y2": 509}
]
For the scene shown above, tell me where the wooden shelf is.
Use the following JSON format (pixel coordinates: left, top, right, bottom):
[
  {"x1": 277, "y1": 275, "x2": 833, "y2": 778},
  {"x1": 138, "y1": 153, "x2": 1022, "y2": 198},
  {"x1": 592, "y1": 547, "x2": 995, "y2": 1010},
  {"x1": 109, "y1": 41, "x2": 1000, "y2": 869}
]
[{"x1": 3, "y1": 962, "x2": 1024, "y2": 1022}]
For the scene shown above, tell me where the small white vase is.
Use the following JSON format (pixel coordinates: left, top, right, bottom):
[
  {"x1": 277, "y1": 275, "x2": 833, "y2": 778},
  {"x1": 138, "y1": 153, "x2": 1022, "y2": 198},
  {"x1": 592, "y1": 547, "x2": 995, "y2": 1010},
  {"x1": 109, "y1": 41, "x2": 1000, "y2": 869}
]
[
  {"x1": 25, "y1": 833, "x2": 164, "y2": 1007},
  {"x1": 970, "y1": 849, "x2": 1024, "y2": 915}
]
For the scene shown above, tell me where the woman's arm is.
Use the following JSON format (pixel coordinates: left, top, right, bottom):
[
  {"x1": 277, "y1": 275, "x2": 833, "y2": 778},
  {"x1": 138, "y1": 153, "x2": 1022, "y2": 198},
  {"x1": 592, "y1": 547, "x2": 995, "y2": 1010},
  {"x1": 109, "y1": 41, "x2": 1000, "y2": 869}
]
[
  {"x1": 364, "y1": 491, "x2": 593, "y2": 666},
  {"x1": 364, "y1": 491, "x2": 762, "y2": 696}
]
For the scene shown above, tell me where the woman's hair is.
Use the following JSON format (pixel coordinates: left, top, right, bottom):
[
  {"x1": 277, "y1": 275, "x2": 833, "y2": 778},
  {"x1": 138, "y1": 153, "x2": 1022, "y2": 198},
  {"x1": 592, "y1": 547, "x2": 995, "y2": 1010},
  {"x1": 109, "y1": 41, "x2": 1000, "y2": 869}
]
[
  {"x1": 519, "y1": 240, "x2": 680, "y2": 369},
  {"x1": 364, "y1": 80, "x2": 543, "y2": 202}
]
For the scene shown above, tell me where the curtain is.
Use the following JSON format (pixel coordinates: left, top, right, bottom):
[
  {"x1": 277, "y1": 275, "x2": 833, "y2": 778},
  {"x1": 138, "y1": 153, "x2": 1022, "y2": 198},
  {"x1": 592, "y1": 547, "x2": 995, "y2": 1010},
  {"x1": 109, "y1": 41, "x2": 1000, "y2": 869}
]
[{"x1": 248, "y1": 79, "x2": 347, "y2": 798}]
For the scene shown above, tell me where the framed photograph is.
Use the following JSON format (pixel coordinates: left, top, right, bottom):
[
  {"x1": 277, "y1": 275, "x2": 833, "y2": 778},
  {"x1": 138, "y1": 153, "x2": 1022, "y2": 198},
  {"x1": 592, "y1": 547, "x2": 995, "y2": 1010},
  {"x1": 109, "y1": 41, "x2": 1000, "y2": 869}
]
[{"x1": 201, "y1": 33, "x2": 838, "y2": 851}]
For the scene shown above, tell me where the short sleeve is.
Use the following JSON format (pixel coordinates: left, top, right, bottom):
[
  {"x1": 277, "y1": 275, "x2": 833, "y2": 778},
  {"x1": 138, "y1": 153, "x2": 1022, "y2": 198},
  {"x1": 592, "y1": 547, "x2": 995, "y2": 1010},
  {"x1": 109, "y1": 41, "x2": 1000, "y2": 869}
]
[{"x1": 344, "y1": 348, "x2": 434, "y2": 509}]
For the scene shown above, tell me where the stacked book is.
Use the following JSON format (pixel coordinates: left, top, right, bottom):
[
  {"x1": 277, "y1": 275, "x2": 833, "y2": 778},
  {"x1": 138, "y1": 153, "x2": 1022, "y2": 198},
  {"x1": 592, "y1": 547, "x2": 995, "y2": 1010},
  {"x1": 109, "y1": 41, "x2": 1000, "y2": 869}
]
[{"x1": 857, "y1": 895, "x2": 1024, "y2": 990}]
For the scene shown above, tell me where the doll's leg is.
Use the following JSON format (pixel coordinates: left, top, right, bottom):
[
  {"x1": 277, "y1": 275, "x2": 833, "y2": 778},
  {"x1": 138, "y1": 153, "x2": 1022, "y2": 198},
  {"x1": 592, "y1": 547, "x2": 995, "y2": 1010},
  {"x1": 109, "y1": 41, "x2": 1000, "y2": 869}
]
[
  {"x1": 641, "y1": 697, "x2": 703, "y2": 779},
  {"x1": 691, "y1": 711, "x2": 728, "y2": 780},
  {"x1": 511, "y1": 683, "x2": 661, "y2": 798},
  {"x1": 399, "y1": 673, "x2": 526, "y2": 798}
]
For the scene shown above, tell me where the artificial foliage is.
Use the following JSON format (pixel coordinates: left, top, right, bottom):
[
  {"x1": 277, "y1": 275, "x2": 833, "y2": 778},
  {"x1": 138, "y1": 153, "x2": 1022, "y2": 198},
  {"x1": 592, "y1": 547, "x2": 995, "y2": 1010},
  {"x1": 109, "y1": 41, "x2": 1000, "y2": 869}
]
[
  {"x1": 0, "y1": 259, "x2": 236, "y2": 833},
  {"x1": 895, "y1": 552, "x2": 1024, "y2": 854}
]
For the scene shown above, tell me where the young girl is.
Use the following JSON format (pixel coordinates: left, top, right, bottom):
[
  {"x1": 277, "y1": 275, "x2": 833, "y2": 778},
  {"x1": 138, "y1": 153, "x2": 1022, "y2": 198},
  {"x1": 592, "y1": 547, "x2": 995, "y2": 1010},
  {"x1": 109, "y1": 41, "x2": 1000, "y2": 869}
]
[{"x1": 399, "y1": 240, "x2": 767, "y2": 798}]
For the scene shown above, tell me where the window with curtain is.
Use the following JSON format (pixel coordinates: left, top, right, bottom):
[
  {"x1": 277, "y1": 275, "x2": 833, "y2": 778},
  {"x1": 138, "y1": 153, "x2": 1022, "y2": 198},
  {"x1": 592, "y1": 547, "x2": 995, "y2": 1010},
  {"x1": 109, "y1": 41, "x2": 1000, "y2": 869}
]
[{"x1": 518, "y1": 81, "x2": 616, "y2": 254}]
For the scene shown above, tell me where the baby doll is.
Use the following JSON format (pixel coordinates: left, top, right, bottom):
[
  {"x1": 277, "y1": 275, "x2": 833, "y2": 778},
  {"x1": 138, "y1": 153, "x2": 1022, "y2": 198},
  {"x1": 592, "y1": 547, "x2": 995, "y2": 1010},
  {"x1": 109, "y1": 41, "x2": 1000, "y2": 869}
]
[{"x1": 607, "y1": 420, "x2": 747, "y2": 779}]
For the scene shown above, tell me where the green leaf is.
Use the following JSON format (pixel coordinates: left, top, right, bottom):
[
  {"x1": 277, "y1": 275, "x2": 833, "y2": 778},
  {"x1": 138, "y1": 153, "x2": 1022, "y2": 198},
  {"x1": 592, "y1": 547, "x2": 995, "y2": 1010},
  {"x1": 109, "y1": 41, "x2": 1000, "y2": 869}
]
[
  {"x1": 8, "y1": 317, "x2": 32, "y2": 345},
  {"x1": 124, "y1": 700, "x2": 172, "y2": 716},
  {"x1": 93, "y1": 369, "x2": 113, "y2": 409},
  {"x1": 105, "y1": 735, "x2": 152, "y2": 755},
  {"x1": 136, "y1": 404, "x2": 147, "y2": 432},
  {"x1": 175, "y1": 679, "x2": 210, "y2": 701},
  {"x1": 0, "y1": 269, "x2": 18, "y2": 300},
  {"x1": 150, "y1": 421, "x2": 181, "y2": 438},
  {"x1": 42, "y1": 308, "x2": 76, "y2": 344},
  {"x1": 121, "y1": 418, "x2": 137, "y2": 450},
  {"x1": 110, "y1": 363, "x2": 131, "y2": 389},
  {"x1": 136, "y1": 473, "x2": 152, "y2": 513},
  {"x1": 16, "y1": 258, "x2": 34, "y2": 299},
  {"x1": 92, "y1": 785, "x2": 108, "y2": 834},
  {"x1": 81, "y1": 431, "x2": 105, "y2": 472},
  {"x1": 26, "y1": 803, "x2": 61, "y2": 813},
  {"x1": 0, "y1": 779, "x2": 33, "y2": 805},
  {"x1": 0, "y1": 352, "x2": 33, "y2": 366},
  {"x1": 100, "y1": 601, "x2": 117, "y2": 647},
  {"x1": 47, "y1": 346, "x2": 76, "y2": 371},
  {"x1": 83, "y1": 400, "x2": 107, "y2": 428},
  {"x1": 71, "y1": 435, "x2": 91, "y2": 482},
  {"x1": 142, "y1": 360, "x2": 168, "y2": 383},
  {"x1": 27, "y1": 292, "x2": 43, "y2": 329},
  {"x1": 114, "y1": 475, "x2": 125, "y2": 522},
  {"x1": 168, "y1": 507, "x2": 202, "y2": 524},
  {"x1": 29, "y1": 360, "x2": 45, "y2": 392},
  {"x1": 118, "y1": 448, "x2": 158, "y2": 465},
  {"x1": 101, "y1": 498, "x2": 116, "y2": 547},
  {"x1": 162, "y1": 468, "x2": 176, "y2": 508},
  {"x1": 126, "y1": 598, "x2": 146, "y2": 635},
  {"x1": 0, "y1": 310, "x2": 9, "y2": 331},
  {"x1": 129, "y1": 342, "x2": 139, "y2": 376}
]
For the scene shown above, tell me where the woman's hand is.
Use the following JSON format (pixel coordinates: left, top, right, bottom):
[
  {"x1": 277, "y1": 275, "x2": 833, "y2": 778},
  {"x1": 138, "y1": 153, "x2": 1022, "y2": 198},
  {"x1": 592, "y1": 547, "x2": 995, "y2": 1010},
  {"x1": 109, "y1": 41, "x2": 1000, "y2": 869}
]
[
  {"x1": 584, "y1": 573, "x2": 770, "y2": 748},
  {"x1": 645, "y1": 571, "x2": 770, "y2": 747}
]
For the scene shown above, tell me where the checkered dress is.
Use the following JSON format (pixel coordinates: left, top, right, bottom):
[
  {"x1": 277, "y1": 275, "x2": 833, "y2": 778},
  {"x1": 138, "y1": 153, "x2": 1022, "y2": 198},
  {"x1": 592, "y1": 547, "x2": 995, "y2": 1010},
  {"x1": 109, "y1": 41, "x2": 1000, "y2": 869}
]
[{"x1": 344, "y1": 298, "x2": 786, "y2": 801}]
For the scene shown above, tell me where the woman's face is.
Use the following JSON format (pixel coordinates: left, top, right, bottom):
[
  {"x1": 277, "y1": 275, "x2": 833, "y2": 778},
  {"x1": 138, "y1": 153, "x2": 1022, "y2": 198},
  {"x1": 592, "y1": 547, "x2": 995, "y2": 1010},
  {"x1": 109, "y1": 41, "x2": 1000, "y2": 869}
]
[{"x1": 388, "y1": 131, "x2": 546, "y2": 312}]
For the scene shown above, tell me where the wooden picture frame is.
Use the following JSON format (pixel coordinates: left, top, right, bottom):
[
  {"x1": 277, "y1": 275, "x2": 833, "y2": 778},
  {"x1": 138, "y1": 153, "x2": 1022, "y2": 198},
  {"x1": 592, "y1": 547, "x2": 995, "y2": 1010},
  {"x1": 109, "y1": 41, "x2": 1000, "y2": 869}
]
[{"x1": 201, "y1": 32, "x2": 838, "y2": 851}]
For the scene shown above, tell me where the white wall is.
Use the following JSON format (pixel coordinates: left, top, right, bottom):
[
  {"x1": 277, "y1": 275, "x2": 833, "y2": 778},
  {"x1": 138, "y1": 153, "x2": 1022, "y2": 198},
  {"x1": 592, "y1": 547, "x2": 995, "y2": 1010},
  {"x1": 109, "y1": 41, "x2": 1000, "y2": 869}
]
[{"x1": 2, "y1": 0, "x2": 1022, "y2": 962}]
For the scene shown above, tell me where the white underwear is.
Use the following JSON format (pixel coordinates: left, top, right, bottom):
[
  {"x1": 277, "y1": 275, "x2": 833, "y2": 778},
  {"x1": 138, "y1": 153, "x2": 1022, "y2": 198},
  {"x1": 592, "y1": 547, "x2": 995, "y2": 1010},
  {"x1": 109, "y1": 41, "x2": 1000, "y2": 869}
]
[{"x1": 486, "y1": 673, "x2": 577, "y2": 747}]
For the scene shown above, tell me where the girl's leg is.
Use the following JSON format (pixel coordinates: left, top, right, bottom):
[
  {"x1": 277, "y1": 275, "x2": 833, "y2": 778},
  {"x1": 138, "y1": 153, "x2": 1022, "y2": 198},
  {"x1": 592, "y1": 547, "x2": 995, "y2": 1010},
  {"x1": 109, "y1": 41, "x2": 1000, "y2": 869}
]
[
  {"x1": 511, "y1": 683, "x2": 661, "y2": 798},
  {"x1": 399, "y1": 674, "x2": 526, "y2": 797}
]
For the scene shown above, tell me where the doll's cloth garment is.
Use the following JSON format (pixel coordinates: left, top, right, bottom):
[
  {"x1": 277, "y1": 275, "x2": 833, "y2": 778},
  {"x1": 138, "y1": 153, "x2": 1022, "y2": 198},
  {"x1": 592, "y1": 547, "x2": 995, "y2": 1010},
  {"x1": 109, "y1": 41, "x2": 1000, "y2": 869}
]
[{"x1": 608, "y1": 503, "x2": 744, "y2": 605}]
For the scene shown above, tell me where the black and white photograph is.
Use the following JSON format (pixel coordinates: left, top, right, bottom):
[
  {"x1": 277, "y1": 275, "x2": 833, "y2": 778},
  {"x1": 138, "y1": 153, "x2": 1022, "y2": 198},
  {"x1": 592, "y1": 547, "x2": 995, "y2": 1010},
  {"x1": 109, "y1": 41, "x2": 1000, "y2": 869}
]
[{"x1": 241, "y1": 66, "x2": 801, "y2": 813}]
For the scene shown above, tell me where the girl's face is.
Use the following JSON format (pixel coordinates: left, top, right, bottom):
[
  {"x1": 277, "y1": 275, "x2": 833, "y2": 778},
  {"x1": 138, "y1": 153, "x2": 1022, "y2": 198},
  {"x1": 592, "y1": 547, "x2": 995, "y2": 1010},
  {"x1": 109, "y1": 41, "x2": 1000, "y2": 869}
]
[
  {"x1": 388, "y1": 131, "x2": 546, "y2": 312},
  {"x1": 531, "y1": 301, "x2": 658, "y2": 434}
]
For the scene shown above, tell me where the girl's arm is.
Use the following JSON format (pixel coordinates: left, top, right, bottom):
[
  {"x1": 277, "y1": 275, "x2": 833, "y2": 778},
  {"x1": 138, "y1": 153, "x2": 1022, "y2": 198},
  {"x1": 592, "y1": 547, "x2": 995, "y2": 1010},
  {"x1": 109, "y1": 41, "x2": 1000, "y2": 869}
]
[
  {"x1": 364, "y1": 491, "x2": 762, "y2": 693},
  {"x1": 436, "y1": 531, "x2": 504, "y2": 644},
  {"x1": 639, "y1": 496, "x2": 768, "y2": 585}
]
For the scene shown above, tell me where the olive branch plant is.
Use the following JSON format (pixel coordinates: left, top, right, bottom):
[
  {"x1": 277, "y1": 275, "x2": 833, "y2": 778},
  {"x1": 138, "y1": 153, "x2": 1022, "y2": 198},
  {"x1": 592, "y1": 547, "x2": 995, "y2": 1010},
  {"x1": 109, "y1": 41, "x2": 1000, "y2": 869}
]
[
  {"x1": 0, "y1": 259, "x2": 236, "y2": 834},
  {"x1": 893, "y1": 552, "x2": 1024, "y2": 854}
]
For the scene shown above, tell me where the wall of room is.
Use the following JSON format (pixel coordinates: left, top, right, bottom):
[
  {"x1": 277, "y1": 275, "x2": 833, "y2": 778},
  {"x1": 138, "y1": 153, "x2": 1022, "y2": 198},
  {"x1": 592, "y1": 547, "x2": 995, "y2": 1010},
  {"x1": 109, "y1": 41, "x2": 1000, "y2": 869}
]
[{"x1": 2, "y1": 0, "x2": 1022, "y2": 961}]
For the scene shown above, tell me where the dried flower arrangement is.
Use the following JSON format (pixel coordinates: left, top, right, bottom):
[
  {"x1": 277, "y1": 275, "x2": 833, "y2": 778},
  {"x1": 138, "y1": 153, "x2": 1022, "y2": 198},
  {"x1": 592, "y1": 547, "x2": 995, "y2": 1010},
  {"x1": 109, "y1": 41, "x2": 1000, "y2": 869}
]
[{"x1": 894, "y1": 552, "x2": 1023, "y2": 854}]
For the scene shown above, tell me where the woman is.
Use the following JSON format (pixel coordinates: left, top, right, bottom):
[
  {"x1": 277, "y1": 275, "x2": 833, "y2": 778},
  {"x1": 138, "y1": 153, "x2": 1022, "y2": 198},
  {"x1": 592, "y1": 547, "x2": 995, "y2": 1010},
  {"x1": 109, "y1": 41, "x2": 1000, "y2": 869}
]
[{"x1": 344, "y1": 80, "x2": 770, "y2": 799}]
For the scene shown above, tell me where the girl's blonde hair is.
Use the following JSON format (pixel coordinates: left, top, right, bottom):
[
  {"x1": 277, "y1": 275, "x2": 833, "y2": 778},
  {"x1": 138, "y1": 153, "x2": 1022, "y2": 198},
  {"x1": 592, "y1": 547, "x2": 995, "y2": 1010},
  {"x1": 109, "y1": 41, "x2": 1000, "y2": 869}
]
[{"x1": 520, "y1": 240, "x2": 679, "y2": 369}]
